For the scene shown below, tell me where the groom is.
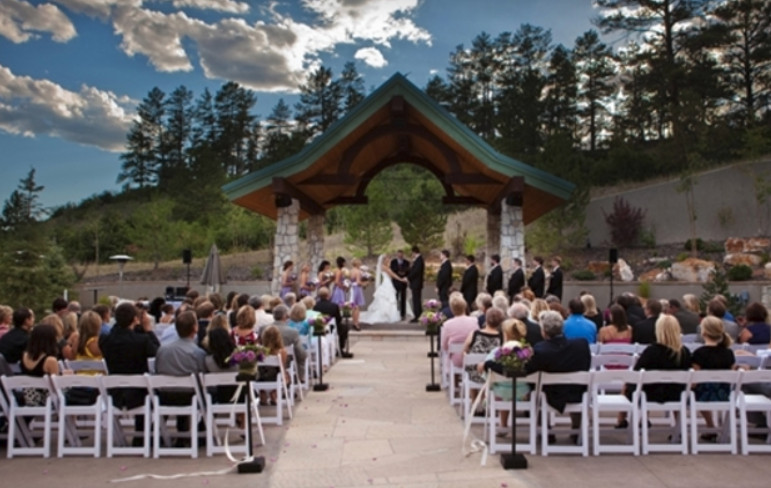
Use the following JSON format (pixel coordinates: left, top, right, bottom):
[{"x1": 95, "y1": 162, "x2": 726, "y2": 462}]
[
  {"x1": 407, "y1": 245, "x2": 424, "y2": 323},
  {"x1": 390, "y1": 250, "x2": 410, "y2": 320}
]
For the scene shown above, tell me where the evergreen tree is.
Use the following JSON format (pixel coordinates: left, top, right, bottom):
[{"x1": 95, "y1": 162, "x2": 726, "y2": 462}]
[
  {"x1": 1, "y1": 167, "x2": 46, "y2": 230},
  {"x1": 160, "y1": 85, "x2": 194, "y2": 191},
  {"x1": 573, "y1": 30, "x2": 616, "y2": 151},
  {"x1": 339, "y1": 61, "x2": 365, "y2": 112},
  {"x1": 340, "y1": 179, "x2": 393, "y2": 257},
  {"x1": 424, "y1": 75, "x2": 452, "y2": 109},
  {"x1": 214, "y1": 81, "x2": 258, "y2": 176},
  {"x1": 295, "y1": 66, "x2": 343, "y2": 137},
  {"x1": 543, "y1": 44, "x2": 578, "y2": 142},
  {"x1": 118, "y1": 87, "x2": 166, "y2": 189}
]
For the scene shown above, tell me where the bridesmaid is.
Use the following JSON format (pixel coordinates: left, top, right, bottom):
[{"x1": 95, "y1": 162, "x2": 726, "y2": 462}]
[
  {"x1": 298, "y1": 263, "x2": 314, "y2": 298},
  {"x1": 317, "y1": 260, "x2": 333, "y2": 291},
  {"x1": 350, "y1": 258, "x2": 366, "y2": 330},
  {"x1": 330, "y1": 256, "x2": 348, "y2": 306},
  {"x1": 280, "y1": 260, "x2": 296, "y2": 300}
]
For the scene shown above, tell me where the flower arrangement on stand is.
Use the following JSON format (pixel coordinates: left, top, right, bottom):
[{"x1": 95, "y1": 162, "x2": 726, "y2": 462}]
[
  {"x1": 341, "y1": 302, "x2": 355, "y2": 319},
  {"x1": 227, "y1": 343, "x2": 268, "y2": 378},
  {"x1": 419, "y1": 299, "x2": 445, "y2": 335},
  {"x1": 311, "y1": 314, "x2": 332, "y2": 335},
  {"x1": 494, "y1": 340, "x2": 534, "y2": 377},
  {"x1": 423, "y1": 299, "x2": 441, "y2": 312}
]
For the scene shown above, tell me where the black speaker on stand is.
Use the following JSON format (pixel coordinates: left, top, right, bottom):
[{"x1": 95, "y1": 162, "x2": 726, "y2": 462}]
[
  {"x1": 183, "y1": 249, "x2": 192, "y2": 289},
  {"x1": 609, "y1": 248, "x2": 618, "y2": 304}
]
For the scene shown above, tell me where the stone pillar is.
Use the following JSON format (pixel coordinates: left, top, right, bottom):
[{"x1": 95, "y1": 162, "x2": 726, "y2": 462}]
[
  {"x1": 307, "y1": 213, "x2": 325, "y2": 277},
  {"x1": 272, "y1": 198, "x2": 300, "y2": 295},
  {"x1": 485, "y1": 210, "x2": 501, "y2": 276},
  {"x1": 500, "y1": 198, "x2": 525, "y2": 280}
]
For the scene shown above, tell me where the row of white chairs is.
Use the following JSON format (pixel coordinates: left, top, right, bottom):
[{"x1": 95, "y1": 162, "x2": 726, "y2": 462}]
[
  {"x1": 478, "y1": 368, "x2": 771, "y2": 457},
  {"x1": 0, "y1": 364, "x2": 296, "y2": 459}
]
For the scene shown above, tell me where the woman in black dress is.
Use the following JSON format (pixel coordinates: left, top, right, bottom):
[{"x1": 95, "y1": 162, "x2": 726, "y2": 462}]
[{"x1": 692, "y1": 316, "x2": 735, "y2": 438}]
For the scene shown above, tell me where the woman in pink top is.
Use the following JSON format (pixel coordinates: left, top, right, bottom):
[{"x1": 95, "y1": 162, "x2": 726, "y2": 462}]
[{"x1": 441, "y1": 293, "x2": 479, "y2": 368}]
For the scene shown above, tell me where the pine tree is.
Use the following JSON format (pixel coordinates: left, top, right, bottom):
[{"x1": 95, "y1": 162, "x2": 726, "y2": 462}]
[
  {"x1": 1, "y1": 167, "x2": 46, "y2": 230},
  {"x1": 339, "y1": 61, "x2": 365, "y2": 112},
  {"x1": 574, "y1": 30, "x2": 616, "y2": 151},
  {"x1": 295, "y1": 66, "x2": 343, "y2": 138}
]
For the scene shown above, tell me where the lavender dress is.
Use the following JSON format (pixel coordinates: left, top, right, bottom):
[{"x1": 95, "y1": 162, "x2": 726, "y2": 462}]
[
  {"x1": 351, "y1": 284, "x2": 365, "y2": 307},
  {"x1": 331, "y1": 285, "x2": 347, "y2": 305}
]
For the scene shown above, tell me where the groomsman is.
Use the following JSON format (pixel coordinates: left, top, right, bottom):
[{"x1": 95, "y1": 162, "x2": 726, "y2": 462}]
[
  {"x1": 390, "y1": 250, "x2": 410, "y2": 320},
  {"x1": 486, "y1": 254, "x2": 503, "y2": 295},
  {"x1": 408, "y1": 245, "x2": 425, "y2": 322},
  {"x1": 460, "y1": 255, "x2": 478, "y2": 311},
  {"x1": 436, "y1": 249, "x2": 452, "y2": 308},
  {"x1": 507, "y1": 257, "x2": 525, "y2": 302},
  {"x1": 528, "y1": 256, "x2": 546, "y2": 298},
  {"x1": 546, "y1": 256, "x2": 563, "y2": 300}
]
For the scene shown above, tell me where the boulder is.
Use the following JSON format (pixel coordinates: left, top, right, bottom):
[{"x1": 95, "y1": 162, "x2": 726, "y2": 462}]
[
  {"x1": 587, "y1": 261, "x2": 611, "y2": 276},
  {"x1": 671, "y1": 258, "x2": 716, "y2": 283},
  {"x1": 615, "y1": 258, "x2": 634, "y2": 282},
  {"x1": 725, "y1": 237, "x2": 745, "y2": 253},
  {"x1": 764, "y1": 262, "x2": 771, "y2": 280},
  {"x1": 723, "y1": 253, "x2": 763, "y2": 267},
  {"x1": 639, "y1": 268, "x2": 670, "y2": 282},
  {"x1": 746, "y1": 237, "x2": 771, "y2": 253}
]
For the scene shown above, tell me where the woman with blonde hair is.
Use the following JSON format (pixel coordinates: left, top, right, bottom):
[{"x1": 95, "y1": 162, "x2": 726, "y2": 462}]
[
  {"x1": 75, "y1": 311, "x2": 103, "y2": 361},
  {"x1": 682, "y1": 294, "x2": 702, "y2": 317},
  {"x1": 529, "y1": 298, "x2": 549, "y2": 324},
  {"x1": 298, "y1": 263, "x2": 314, "y2": 298},
  {"x1": 258, "y1": 325, "x2": 289, "y2": 405},
  {"x1": 691, "y1": 316, "x2": 735, "y2": 438},
  {"x1": 581, "y1": 294, "x2": 603, "y2": 329},
  {"x1": 201, "y1": 314, "x2": 230, "y2": 351},
  {"x1": 288, "y1": 302, "x2": 310, "y2": 337}
]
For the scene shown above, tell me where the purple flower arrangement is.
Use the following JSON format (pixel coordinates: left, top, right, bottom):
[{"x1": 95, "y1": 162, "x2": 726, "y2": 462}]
[
  {"x1": 418, "y1": 309, "x2": 445, "y2": 334},
  {"x1": 227, "y1": 344, "x2": 267, "y2": 367},
  {"x1": 493, "y1": 340, "x2": 534, "y2": 375},
  {"x1": 312, "y1": 314, "x2": 332, "y2": 334},
  {"x1": 423, "y1": 299, "x2": 441, "y2": 312}
]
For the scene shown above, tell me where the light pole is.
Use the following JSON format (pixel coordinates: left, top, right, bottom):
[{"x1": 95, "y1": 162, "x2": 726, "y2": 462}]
[{"x1": 110, "y1": 254, "x2": 133, "y2": 294}]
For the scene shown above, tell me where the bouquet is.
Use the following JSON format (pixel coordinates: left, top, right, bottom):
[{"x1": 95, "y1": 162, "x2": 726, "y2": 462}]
[
  {"x1": 493, "y1": 340, "x2": 533, "y2": 376},
  {"x1": 323, "y1": 271, "x2": 334, "y2": 282},
  {"x1": 360, "y1": 266, "x2": 372, "y2": 287},
  {"x1": 341, "y1": 301, "x2": 355, "y2": 318},
  {"x1": 423, "y1": 299, "x2": 441, "y2": 312},
  {"x1": 419, "y1": 309, "x2": 445, "y2": 334},
  {"x1": 311, "y1": 314, "x2": 332, "y2": 335},
  {"x1": 343, "y1": 278, "x2": 352, "y2": 289},
  {"x1": 227, "y1": 343, "x2": 268, "y2": 375}
]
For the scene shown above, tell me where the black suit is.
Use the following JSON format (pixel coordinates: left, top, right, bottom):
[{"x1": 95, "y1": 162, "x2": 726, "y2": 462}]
[
  {"x1": 547, "y1": 267, "x2": 563, "y2": 299},
  {"x1": 408, "y1": 254, "x2": 425, "y2": 318},
  {"x1": 632, "y1": 314, "x2": 659, "y2": 344},
  {"x1": 525, "y1": 335, "x2": 591, "y2": 413},
  {"x1": 507, "y1": 268, "x2": 525, "y2": 301},
  {"x1": 314, "y1": 298, "x2": 347, "y2": 352},
  {"x1": 0, "y1": 327, "x2": 29, "y2": 364},
  {"x1": 436, "y1": 260, "x2": 452, "y2": 307},
  {"x1": 523, "y1": 317, "x2": 544, "y2": 347},
  {"x1": 390, "y1": 257, "x2": 410, "y2": 319},
  {"x1": 486, "y1": 264, "x2": 503, "y2": 295},
  {"x1": 460, "y1": 264, "x2": 478, "y2": 311},
  {"x1": 528, "y1": 266, "x2": 545, "y2": 298}
]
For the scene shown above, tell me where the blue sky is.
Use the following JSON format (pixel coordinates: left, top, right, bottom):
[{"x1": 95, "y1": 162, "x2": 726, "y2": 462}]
[{"x1": 0, "y1": 0, "x2": 602, "y2": 211}]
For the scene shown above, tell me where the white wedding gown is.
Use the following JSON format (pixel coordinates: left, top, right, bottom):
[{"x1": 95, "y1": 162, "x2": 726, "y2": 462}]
[{"x1": 360, "y1": 254, "x2": 412, "y2": 324}]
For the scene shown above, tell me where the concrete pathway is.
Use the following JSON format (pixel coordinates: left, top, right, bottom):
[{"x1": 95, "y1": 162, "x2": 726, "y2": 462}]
[{"x1": 2, "y1": 334, "x2": 771, "y2": 487}]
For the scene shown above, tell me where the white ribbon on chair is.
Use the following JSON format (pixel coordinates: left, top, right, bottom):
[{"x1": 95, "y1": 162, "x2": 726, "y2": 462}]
[{"x1": 461, "y1": 373, "x2": 493, "y2": 466}]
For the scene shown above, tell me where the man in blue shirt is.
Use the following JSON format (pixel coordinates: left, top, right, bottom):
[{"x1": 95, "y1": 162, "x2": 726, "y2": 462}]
[{"x1": 563, "y1": 298, "x2": 597, "y2": 344}]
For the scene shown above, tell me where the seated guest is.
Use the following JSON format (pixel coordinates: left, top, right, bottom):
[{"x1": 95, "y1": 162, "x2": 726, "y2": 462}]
[
  {"x1": 74, "y1": 311, "x2": 103, "y2": 362},
  {"x1": 258, "y1": 325, "x2": 289, "y2": 405},
  {"x1": 563, "y1": 298, "x2": 597, "y2": 344},
  {"x1": 228, "y1": 294, "x2": 250, "y2": 329},
  {"x1": 525, "y1": 311, "x2": 591, "y2": 435},
  {"x1": 288, "y1": 303, "x2": 310, "y2": 337},
  {"x1": 507, "y1": 302, "x2": 543, "y2": 347},
  {"x1": 682, "y1": 293, "x2": 703, "y2": 318},
  {"x1": 617, "y1": 294, "x2": 645, "y2": 326},
  {"x1": 159, "y1": 304, "x2": 175, "y2": 324},
  {"x1": 0, "y1": 307, "x2": 35, "y2": 363},
  {"x1": 301, "y1": 296, "x2": 319, "y2": 321},
  {"x1": 669, "y1": 298, "x2": 700, "y2": 335},
  {"x1": 529, "y1": 298, "x2": 549, "y2": 325},
  {"x1": 92, "y1": 305, "x2": 112, "y2": 336},
  {"x1": 204, "y1": 327, "x2": 239, "y2": 405},
  {"x1": 249, "y1": 295, "x2": 273, "y2": 329},
  {"x1": 20, "y1": 324, "x2": 60, "y2": 406},
  {"x1": 200, "y1": 314, "x2": 230, "y2": 351},
  {"x1": 155, "y1": 311, "x2": 206, "y2": 438},
  {"x1": 0, "y1": 305, "x2": 12, "y2": 339},
  {"x1": 698, "y1": 299, "x2": 740, "y2": 343},
  {"x1": 632, "y1": 299, "x2": 661, "y2": 345},
  {"x1": 738, "y1": 302, "x2": 770, "y2": 345},
  {"x1": 581, "y1": 294, "x2": 604, "y2": 330},
  {"x1": 260, "y1": 305, "x2": 307, "y2": 380},
  {"x1": 313, "y1": 287, "x2": 350, "y2": 359},
  {"x1": 474, "y1": 293, "x2": 493, "y2": 327},
  {"x1": 692, "y1": 316, "x2": 735, "y2": 438},
  {"x1": 231, "y1": 305, "x2": 258, "y2": 346},
  {"x1": 441, "y1": 293, "x2": 479, "y2": 369},
  {"x1": 598, "y1": 304, "x2": 632, "y2": 344},
  {"x1": 195, "y1": 301, "x2": 215, "y2": 345},
  {"x1": 464, "y1": 307, "x2": 505, "y2": 412},
  {"x1": 617, "y1": 314, "x2": 691, "y2": 428}
]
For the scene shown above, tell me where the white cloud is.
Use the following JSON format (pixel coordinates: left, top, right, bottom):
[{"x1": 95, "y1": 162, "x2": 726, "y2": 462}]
[
  {"x1": 0, "y1": 0, "x2": 76, "y2": 43},
  {"x1": 354, "y1": 47, "x2": 387, "y2": 68},
  {"x1": 171, "y1": 0, "x2": 250, "y2": 14},
  {"x1": 0, "y1": 64, "x2": 134, "y2": 151}
]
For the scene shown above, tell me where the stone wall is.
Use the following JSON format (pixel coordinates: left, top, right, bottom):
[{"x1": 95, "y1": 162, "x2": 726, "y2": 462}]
[
  {"x1": 307, "y1": 213, "x2": 325, "y2": 275},
  {"x1": 500, "y1": 200, "x2": 525, "y2": 276},
  {"x1": 272, "y1": 199, "x2": 300, "y2": 295}
]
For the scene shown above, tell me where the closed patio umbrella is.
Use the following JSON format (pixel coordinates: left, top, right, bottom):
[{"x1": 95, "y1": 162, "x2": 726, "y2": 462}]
[{"x1": 200, "y1": 244, "x2": 226, "y2": 293}]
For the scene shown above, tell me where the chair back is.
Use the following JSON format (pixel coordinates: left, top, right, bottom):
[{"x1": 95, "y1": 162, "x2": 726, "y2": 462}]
[
  {"x1": 734, "y1": 355, "x2": 762, "y2": 370},
  {"x1": 591, "y1": 354, "x2": 636, "y2": 370}
]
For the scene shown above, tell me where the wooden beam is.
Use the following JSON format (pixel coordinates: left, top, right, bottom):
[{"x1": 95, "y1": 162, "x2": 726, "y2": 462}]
[
  {"x1": 444, "y1": 172, "x2": 500, "y2": 185},
  {"x1": 298, "y1": 174, "x2": 357, "y2": 186},
  {"x1": 443, "y1": 196, "x2": 484, "y2": 205},
  {"x1": 489, "y1": 176, "x2": 525, "y2": 211},
  {"x1": 272, "y1": 177, "x2": 325, "y2": 215},
  {"x1": 325, "y1": 196, "x2": 369, "y2": 205}
]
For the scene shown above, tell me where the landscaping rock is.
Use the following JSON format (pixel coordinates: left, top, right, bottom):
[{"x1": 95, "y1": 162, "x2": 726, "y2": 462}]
[
  {"x1": 615, "y1": 258, "x2": 634, "y2": 282},
  {"x1": 640, "y1": 268, "x2": 670, "y2": 282},
  {"x1": 764, "y1": 263, "x2": 771, "y2": 280},
  {"x1": 587, "y1": 261, "x2": 610, "y2": 276},
  {"x1": 724, "y1": 237, "x2": 770, "y2": 253},
  {"x1": 723, "y1": 253, "x2": 763, "y2": 267},
  {"x1": 725, "y1": 237, "x2": 745, "y2": 253},
  {"x1": 671, "y1": 258, "x2": 716, "y2": 282}
]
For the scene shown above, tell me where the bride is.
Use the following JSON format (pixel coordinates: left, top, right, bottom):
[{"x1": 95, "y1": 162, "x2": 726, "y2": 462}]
[{"x1": 360, "y1": 254, "x2": 411, "y2": 324}]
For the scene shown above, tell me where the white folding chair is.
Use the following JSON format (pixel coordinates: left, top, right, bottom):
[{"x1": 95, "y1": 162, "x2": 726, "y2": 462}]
[
  {"x1": 591, "y1": 354, "x2": 636, "y2": 371},
  {"x1": 735, "y1": 355, "x2": 763, "y2": 370},
  {"x1": 639, "y1": 369, "x2": 691, "y2": 454},
  {"x1": 251, "y1": 355, "x2": 292, "y2": 425},
  {"x1": 688, "y1": 369, "x2": 739, "y2": 454},
  {"x1": 486, "y1": 372, "x2": 539, "y2": 455},
  {"x1": 592, "y1": 369, "x2": 641, "y2": 455},
  {"x1": 538, "y1": 371, "x2": 592, "y2": 456},
  {"x1": 589, "y1": 343, "x2": 600, "y2": 355},
  {"x1": 201, "y1": 372, "x2": 265, "y2": 457},
  {"x1": 446, "y1": 342, "x2": 465, "y2": 408},
  {"x1": 461, "y1": 353, "x2": 488, "y2": 424},
  {"x1": 64, "y1": 359, "x2": 108, "y2": 375},
  {"x1": 746, "y1": 344, "x2": 771, "y2": 355},
  {"x1": 683, "y1": 342, "x2": 701, "y2": 353},
  {"x1": 737, "y1": 369, "x2": 771, "y2": 454},
  {"x1": 284, "y1": 346, "x2": 305, "y2": 403},
  {"x1": 147, "y1": 358, "x2": 156, "y2": 374},
  {"x1": 681, "y1": 334, "x2": 699, "y2": 343},
  {"x1": 146, "y1": 374, "x2": 203, "y2": 458},
  {"x1": 598, "y1": 343, "x2": 638, "y2": 355},
  {"x1": 1, "y1": 375, "x2": 54, "y2": 458},
  {"x1": 51, "y1": 374, "x2": 103, "y2": 457},
  {"x1": 99, "y1": 374, "x2": 151, "y2": 457}
]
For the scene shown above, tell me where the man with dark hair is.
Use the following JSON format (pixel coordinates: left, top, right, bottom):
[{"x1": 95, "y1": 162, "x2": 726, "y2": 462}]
[
  {"x1": 93, "y1": 304, "x2": 112, "y2": 335},
  {"x1": 314, "y1": 287, "x2": 352, "y2": 358},
  {"x1": 486, "y1": 254, "x2": 503, "y2": 295},
  {"x1": 52, "y1": 297, "x2": 68, "y2": 317},
  {"x1": 508, "y1": 302, "x2": 543, "y2": 346},
  {"x1": 390, "y1": 250, "x2": 410, "y2": 320},
  {"x1": 632, "y1": 299, "x2": 661, "y2": 344},
  {"x1": 563, "y1": 298, "x2": 597, "y2": 344},
  {"x1": 195, "y1": 301, "x2": 215, "y2": 345},
  {"x1": 669, "y1": 298, "x2": 699, "y2": 334},
  {"x1": 0, "y1": 307, "x2": 35, "y2": 363},
  {"x1": 546, "y1": 257, "x2": 563, "y2": 300},
  {"x1": 460, "y1": 255, "x2": 478, "y2": 312},
  {"x1": 507, "y1": 257, "x2": 525, "y2": 302},
  {"x1": 408, "y1": 245, "x2": 424, "y2": 322},
  {"x1": 100, "y1": 302, "x2": 159, "y2": 445},
  {"x1": 436, "y1": 249, "x2": 452, "y2": 308},
  {"x1": 528, "y1": 256, "x2": 545, "y2": 298}
]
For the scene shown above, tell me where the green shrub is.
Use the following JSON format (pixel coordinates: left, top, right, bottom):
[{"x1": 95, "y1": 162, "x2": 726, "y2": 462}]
[
  {"x1": 684, "y1": 238, "x2": 705, "y2": 251},
  {"x1": 251, "y1": 265, "x2": 264, "y2": 279},
  {"x1": 572, "y1": 270, "x2": 596, "y2": 281},
  {"x1": 704, "y1": 241, "x2": 724, "y2": 253},
  {"x1": 726, "y1": 264, "x2": 753, "y2": 281},
  {"x1": 658, "y1": 259, "x2": 672, "y2": 269},
  {"x1": 676, "y1": 252, "x2": 690, "y2": 262},
  {"x1": 638, "y1": 281, "x2": 651, "y2": 299},
  {"x1": 639, "y1": 227, "x2": 656, "y2": 248}
]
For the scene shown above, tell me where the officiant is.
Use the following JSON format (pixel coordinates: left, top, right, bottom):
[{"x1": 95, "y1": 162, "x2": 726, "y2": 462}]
[{"x1": 390, "y1": 250, "x2": 410, "y2": 321}]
